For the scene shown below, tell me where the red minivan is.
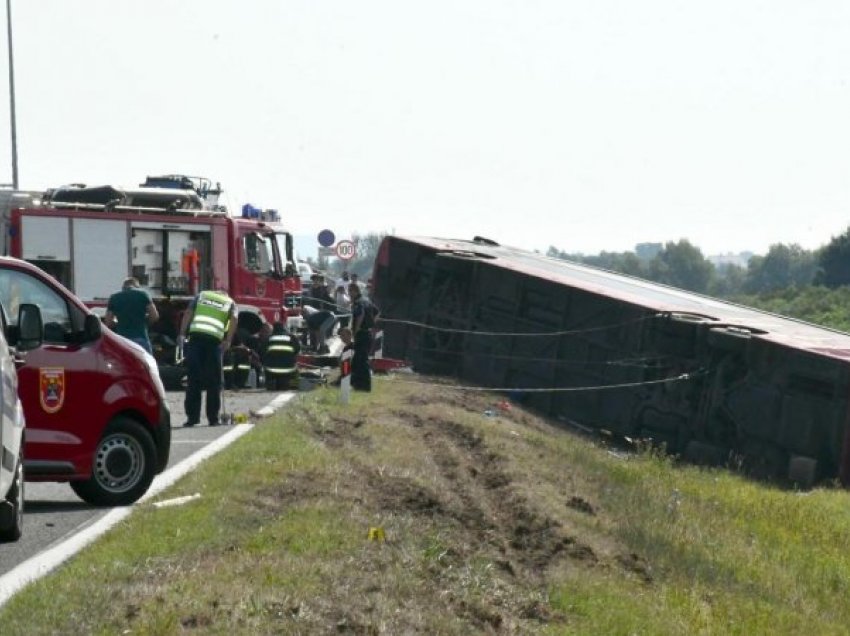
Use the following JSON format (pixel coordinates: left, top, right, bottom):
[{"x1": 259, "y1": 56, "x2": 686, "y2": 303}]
[{"x1": 0, "y1": 257, "x2": 171, "y2": 506}]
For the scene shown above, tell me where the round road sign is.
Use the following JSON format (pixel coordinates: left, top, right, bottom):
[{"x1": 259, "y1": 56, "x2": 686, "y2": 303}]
[
  {"x1": 335, "y1": 240, "x2": 356, "y2": 260},
  {"x1": 318, "y1": 229, "x2": 336, "y2": 247}
]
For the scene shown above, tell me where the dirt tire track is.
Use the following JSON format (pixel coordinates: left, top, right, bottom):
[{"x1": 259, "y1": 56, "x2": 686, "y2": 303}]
[{"x1": 405, "y1": 409, "x2": 598, "y2": 576}]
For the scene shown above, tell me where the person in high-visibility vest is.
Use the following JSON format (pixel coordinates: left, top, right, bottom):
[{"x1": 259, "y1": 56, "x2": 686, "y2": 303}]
[
  {"x1": 262, "y1": 322, "x2": 300, "y2": 390},
  {"x1": 178, "y1": 289, "x2": 237, "y2": 426}
]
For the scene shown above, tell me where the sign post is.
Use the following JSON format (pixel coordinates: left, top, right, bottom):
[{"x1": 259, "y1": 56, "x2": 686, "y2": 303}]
[{"x1": 339, "y1": 348, "x2": 353, "y2": 404}]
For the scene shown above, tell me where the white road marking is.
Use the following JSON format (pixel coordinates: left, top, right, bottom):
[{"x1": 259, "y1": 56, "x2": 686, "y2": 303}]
[
  {"x1": 0, "y1": 392, "x2": 297, "y2": 608},
  {"x1": 252, "y1": 391, "x2": 298, "y2": 417},
  {"x1": 152, "y1": 493, "x2": 202, "y2": 508}
]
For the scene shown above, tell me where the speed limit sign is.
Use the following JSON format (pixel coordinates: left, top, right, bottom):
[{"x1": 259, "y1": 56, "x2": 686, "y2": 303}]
[{"x1": 335, "y1": 240, "x2": 356, "y2": 260}]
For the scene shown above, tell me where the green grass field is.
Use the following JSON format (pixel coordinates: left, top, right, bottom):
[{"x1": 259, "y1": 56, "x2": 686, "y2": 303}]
[{"x1": 2, "y1": 376, "x2": 850, "y2": 634}]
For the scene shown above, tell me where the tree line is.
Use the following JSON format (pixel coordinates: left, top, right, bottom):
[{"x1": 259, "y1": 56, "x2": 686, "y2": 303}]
[{"x1": 547, "y1": 226, "x2": 850, "y2": 331}]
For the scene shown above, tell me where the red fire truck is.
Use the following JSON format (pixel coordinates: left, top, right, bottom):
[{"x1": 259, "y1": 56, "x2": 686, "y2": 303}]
[{"x1": 2, "y1": 175, "x2": 303, "y2": 387}]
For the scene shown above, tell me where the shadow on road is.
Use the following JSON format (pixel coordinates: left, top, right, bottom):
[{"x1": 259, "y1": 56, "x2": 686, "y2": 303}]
[{"x1": 24, "y1": 501, "x2": 99, "y2": 514}]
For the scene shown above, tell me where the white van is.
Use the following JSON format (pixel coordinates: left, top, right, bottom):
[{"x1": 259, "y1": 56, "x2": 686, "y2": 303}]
[
  {"x1": 297, "y1": 261, "x2": 314, "y2": 289},
  {"x1": 0, "y1": 303, "x2": 42, "y2": 542}
]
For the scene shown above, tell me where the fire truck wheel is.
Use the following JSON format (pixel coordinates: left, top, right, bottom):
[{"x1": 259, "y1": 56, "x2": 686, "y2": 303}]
[
  {"x1": 0, "y1": 456, "x2": 24, "y2": 542},
  {"x1": 70, "y1": 418, "x2": 157, "y2": 507}
]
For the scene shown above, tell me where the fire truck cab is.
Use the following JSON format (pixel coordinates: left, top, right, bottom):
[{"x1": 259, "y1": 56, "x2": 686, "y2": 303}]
[{"x1": 3, "y1": 176, "x2": 303, "y2": 388}]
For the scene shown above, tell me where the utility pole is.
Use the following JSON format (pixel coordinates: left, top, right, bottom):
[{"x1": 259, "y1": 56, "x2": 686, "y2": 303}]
[{"x1": 6, "y1": 0, "x2": 17, "y2": 189}]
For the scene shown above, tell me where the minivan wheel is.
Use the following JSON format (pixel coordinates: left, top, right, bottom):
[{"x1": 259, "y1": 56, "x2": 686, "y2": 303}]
[
  {"x1": 0, "y1": 456, "x2": 24, "y2": 542},
  {"x1": 70, "y1": 417, "x2": 157, "y2": 507}
]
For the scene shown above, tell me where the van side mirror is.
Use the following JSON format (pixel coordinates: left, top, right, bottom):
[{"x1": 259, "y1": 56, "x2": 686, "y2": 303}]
[
  {"x1": 83, "y1": 313, "x2": 102, "y2": 343},
  {"x1": 17, "y1": 303, "x2": 43, "y2": 351}
]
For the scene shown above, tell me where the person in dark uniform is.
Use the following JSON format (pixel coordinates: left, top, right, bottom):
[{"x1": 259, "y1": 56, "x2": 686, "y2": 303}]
[
  {"x1": 262, "y1": 322, "x2": 300, "y2": 390},
  {"x1": 178, "y1": 289, "x2": 238, "y2": 426},
  {"x1": 222, "y1": 339, "x2": 252, "y2": 389},
  {"x1": 223, "y1": 322, "x2": 267, "y2": 389},
  {"x1": 348, "y1": 282, "x2": 379, "y2": 391}
]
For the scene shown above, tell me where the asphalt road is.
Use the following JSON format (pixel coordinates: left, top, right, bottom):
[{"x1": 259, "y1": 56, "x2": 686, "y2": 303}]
[{"x1": 0, "y1": 387, "x2": 295, "y2": 579}]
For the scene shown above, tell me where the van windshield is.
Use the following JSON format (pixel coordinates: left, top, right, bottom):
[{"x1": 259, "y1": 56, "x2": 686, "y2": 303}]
[{"x1": 0, "y1": 268, "x2": 80, "y2": 343}]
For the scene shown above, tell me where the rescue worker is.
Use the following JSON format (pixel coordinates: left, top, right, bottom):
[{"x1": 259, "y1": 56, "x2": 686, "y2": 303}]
[
  {"x1": 349, "y1": 282, "x2": 379, "y2": 391},
  {"x1": 305, "y1": 273, "x2": 335, "y2": 311},
  {"x1": 222, "y1": 340, "x2": 252, "y2": 389},
  {"x1": 104, "y1": 277, "x2": 159, "y2": 354},
  {"x1": 334, "y1": 284, "x2": 351, "y2": 328},
  {"x1": 223, "y1": 322, "x2": 266, "y2": 389},
  {"x1": 222, "y1": 348, "x2": 237, "y2": 389},
  {"x1": 178, "y1": 289, "x2": 238, "y2": 427},
  {"x1": 301, "y1": 305, "x2": 338, "y2": 354},
  {"x1": 262, "y1": 322, "x2": 300, "y2": 390},
  {"x1": 181, "y1": 246, "x2": 201, "y2": 295}
]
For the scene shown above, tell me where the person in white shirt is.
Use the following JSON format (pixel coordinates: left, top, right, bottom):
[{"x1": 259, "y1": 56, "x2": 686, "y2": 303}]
[
  {"x1": 335, "y1": 284, "x2": 351, "y2": 311},
  {"x1": 334, "y1": 284, "x2": 352, "y2": 328}
]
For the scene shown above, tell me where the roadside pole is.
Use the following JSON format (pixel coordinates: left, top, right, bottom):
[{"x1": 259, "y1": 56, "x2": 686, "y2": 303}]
[{"x1": 340, "y1": 348, "x2": 353, "y2": 404}]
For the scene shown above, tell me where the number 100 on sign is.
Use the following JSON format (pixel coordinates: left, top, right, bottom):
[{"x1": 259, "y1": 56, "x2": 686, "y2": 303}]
[{"x1": 335, "y1": 240, "x2": 356, "y2": 260}]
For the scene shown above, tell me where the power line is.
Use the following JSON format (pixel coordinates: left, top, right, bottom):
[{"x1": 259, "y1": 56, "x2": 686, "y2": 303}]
[
  {"x1": 409, "y1": 345, "x2": 674, "y2": 369},
  {"x1": 387, "y1": 371, "x2": 700, "y2": 393},
  {"x1": 377, "y1": 313, "x2": 655, "y2": 337}
]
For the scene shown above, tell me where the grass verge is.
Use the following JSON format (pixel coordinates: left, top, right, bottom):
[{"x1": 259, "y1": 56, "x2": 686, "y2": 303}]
[{"x1": 1, "y1": 375, "x2": 850, "y2": 634}]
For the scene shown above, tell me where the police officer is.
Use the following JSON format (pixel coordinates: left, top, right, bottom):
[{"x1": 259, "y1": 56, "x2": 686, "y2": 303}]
[
  {"x1": 348, "y1": 282, "x2": 379, "y2": 391},
  {"x1": 262, "y1": 322, "x2": 300, "y2": 390},
  {"x1": 178, "y1": 289, "x2": 238, "y2": 426}
]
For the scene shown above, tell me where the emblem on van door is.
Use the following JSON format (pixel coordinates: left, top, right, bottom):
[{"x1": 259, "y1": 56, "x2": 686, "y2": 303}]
[{"x1": 39, "y1": 367, "x2": 66, "y2": 413}]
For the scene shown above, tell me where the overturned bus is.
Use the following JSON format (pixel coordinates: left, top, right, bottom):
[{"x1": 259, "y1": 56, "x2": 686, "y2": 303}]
[{"x1": 371, "y1": 235, "x2": 850, "y2": 488}]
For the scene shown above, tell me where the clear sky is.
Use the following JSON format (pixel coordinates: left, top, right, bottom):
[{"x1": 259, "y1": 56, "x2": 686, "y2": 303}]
[{"x1": 2, "y1": 1, "x2": 850, "y2": 259}]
